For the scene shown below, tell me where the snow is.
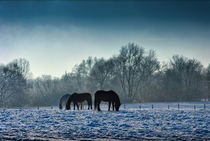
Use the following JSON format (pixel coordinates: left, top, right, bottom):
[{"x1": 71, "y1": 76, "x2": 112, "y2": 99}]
[{"x1": 0, "y1": 102, "x2": 209, "y2": 140}]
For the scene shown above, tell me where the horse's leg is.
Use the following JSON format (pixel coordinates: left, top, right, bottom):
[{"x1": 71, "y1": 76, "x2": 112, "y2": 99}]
[
  {"x1": 76, "y1": 103, "x2": 79, "y2": 110},
  {"x1": 87, "y1": 100, "x2": 91, "y2": 110},
  {"x1": 90, "y1": 98, "x2": 93, "y2": 110},
  {"x1": 112, "y1": 102, "x2": 115, "y2": 111},
  {"x1": 74, "y1": 102, "x2": 76, "y2": 110},
  {"x1": 98, "y1": 101, "x2": 101, "y2": 111},
  {"x1": 94, "y1": 98, "x2": 99, "y2": 111},
  {"x1": 94, "y1": 100, "x2": 97, "y2": 110},
  {"x1": 108, "y1": 102, "x2": 111, "y2": 111},
  {"x1": 89, "y1": 102, "x2": 92, "y2": 110},
  {"x1": 80, "y1": 102, "x2": 83, "y2": 110},
  {"x1": 91, "y1": 102, "x2": 92, "y2": 109},
  {"x1": 95, "y1": 102, "x2": 98, "y2": 110}
]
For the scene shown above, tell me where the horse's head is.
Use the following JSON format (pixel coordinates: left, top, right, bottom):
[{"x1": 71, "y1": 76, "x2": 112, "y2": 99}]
[{"x1": 116, "y1": 102, "x2": 121, "y2": 111}]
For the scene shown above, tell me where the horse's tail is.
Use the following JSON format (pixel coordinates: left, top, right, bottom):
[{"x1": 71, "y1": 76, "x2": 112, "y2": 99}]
[{"x1": 66, "y1": 97, "x2": 71, "y2": 110}]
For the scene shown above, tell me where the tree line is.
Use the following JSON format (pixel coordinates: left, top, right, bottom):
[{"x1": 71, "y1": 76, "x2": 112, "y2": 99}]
[{"x1": 0, "y1": 43, "x2": 210, "y2": 107}]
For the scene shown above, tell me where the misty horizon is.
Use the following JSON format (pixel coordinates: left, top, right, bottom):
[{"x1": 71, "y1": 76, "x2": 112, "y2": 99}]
[{"x1": 0, "y1": 45, "x2": 209, "y2": 79}]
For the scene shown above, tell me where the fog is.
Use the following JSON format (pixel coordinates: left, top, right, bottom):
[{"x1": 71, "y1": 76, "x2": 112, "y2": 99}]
[{"x1": 0, "y1": 43, "x2": 209, "y2": 108}]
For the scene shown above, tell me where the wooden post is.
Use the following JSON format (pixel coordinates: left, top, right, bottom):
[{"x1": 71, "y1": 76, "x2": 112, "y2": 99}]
[
  {"x1": 194, "y1": 105, "x2": 196, "y2": 110},
  {"x1": 204, "y1": 104, "x2": 206, "y2": 109},
  {"x1": 178, "y1": 104, "x2": 179, "y2": 109},
  {"x1": 139, "y1": 105, "x2": 141, "y2": 110},
  {"x1": 168, "y1": 105, "x2": 170, "y2": 109},
  {"x1": 152, "y1": 105, "x2": 154, "y2": 109}
]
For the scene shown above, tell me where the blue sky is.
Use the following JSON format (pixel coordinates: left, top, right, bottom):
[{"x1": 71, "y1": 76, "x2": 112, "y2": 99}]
[{"x1": 0, "y1": 0, "x2": 210, "y2": 77}]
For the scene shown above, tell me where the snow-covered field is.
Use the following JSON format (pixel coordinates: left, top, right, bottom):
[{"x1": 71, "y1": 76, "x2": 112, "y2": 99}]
[{"x1": 0, "y1": 102, "x2": 209, "y2": 140}]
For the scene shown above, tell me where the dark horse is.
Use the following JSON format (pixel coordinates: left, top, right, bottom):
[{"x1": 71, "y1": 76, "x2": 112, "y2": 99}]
[
  {"x1": 66, "y1": 93, "x2": 92, "y2": 110},
  {"x1": 59, "y1": 94, "x2": 71, "y2": 109},
  {"x1": 94, "y1": 90, "x2": 121, "y2": 111}
]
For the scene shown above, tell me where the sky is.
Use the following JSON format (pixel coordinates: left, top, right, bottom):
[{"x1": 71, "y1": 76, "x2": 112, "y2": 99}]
[{"x1": 0, "y1": 0, "x2": 210, "y2": 78}]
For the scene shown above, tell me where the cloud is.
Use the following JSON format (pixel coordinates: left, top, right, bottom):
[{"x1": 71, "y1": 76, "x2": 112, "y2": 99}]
[{"x1": 1, "y1": 19, "x2": 210, "y2": 78}]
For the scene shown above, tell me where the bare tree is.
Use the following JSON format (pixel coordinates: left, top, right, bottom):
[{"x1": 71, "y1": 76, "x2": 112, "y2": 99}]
[
  {"x1": 9, "y1": 58, "x2": 31, "y2": 79},
  {"x1": 113, "y1": 43, "x2": 159, "y2": 101},
  {"x1": 90, "y1": 58, "x2": 114, "y2": 89},
  {"x1": 0, "y1": 61, "x2": 28, "y2": 107},
  {"x1": 163, "y1": 55, "x2": 203, "y2": 101}
]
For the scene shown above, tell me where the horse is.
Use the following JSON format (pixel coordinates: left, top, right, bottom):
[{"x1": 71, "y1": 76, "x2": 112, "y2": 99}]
[
  {"x1": 94, "y1": 90, "x2": 121, "y2": 111},
  {"x1": 66, "y1": 93, "x2": 92, "y2": 110},
  {"x1": 59, "y1": 94, "x2": 71, "y2": 109}
]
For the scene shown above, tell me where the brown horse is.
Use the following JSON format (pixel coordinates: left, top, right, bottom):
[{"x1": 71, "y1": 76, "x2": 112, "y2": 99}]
[
  {"x1": 66, "y1": 93, "x2": 92, "y2": 110},
  {"x1": 94, "y1": 90, "x2": 121, "y2": 111}
]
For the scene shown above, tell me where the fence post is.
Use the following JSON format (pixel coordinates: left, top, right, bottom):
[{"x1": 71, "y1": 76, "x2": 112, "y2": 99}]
[
  {"x1": 204, "y1": 104, "x2": 206, "y2": 109},
  {"x1": 152, "y1": 104, "x2": 154, "y2": 109},
  {"x1": 139, "y1": 105, "x2": 141, "y2": 110},
  {"x1": 168, "y1": 105, "x2": 170, "y2": 109},
  {"x1": 178, "y1": 104, "x2": 179, "y2": 109},
  {"x1": 194, "y1": 105, "x2": 196, "y2": 110}
]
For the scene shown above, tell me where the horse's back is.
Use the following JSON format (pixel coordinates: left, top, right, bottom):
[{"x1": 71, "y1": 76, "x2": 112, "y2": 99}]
[
  {"x1": 95, "y1": 90, "x2": 119, "y2": 101},
  {"x1": 95, "y1": 90, "x2": 106, "y2": 99},
  {"x1": 71, "y1": 93, "x2": 92, "y2": 103},
  {"x1": 80, "y1": 93, "x2": 91, "y2": 97},
  {"x1": 79, "y1": 93, "x2": 91, "y2": 100}
]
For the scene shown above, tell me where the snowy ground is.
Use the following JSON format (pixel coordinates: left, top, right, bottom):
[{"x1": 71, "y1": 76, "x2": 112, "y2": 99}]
[{"x1": 0, "y1": 102, "x2": 209, "y2": 140}]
